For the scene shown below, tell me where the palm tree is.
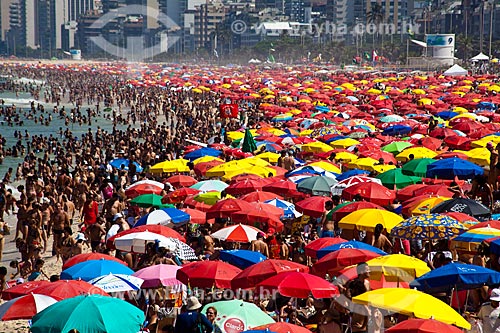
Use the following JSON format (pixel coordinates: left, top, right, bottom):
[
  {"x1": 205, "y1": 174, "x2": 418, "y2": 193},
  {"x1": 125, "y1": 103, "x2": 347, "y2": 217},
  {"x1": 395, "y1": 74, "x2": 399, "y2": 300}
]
[{"x1": 367, "y1": 2, "x2": 385, "y2": 55}]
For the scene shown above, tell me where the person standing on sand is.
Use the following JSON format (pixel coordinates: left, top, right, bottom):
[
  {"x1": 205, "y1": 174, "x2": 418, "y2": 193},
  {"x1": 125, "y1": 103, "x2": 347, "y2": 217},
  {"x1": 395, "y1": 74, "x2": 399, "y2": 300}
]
[
  {"x1": 50, "y1": 202, "x2": 70, "y2": 257},
  {"x1": 251, "y1": 232, "x2": 269, "y2": 257}
]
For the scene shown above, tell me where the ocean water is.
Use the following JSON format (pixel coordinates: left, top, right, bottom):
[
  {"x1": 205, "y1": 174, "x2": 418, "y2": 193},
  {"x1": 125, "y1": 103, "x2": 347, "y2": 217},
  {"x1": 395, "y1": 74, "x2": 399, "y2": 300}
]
[{"x1": 0, "y1": 89, "x2": 120, "y2": 179}]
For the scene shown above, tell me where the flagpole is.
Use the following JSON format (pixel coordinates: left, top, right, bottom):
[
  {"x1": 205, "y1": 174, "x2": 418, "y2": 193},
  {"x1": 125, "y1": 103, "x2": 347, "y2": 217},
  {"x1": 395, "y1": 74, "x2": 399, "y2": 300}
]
[{"x1": 406, "y1": 38, "x2": 409, "y2": 67}]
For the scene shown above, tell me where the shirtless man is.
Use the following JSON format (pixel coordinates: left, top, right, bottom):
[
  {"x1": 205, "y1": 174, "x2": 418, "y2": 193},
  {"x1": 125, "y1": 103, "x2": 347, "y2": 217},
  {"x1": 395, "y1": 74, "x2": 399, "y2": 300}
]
[
  {"x1": 50, "y1": 202, "x2": 70, "y2": 257},
  {"x1": 201, "y1": 228, "x2": 214, "y2": 256},
  {"x1": 87, "y1": 217, "x2": 106, "y2": 252},
  {"x1": 251, "y1": 232, "x2": 269, "y2": 257},
  {"x1": 61, "y1": 194, "x2": 75, "y2": 221},
  {"x1": 40, "y1": 199, "x2": 53, "y2": 253}
]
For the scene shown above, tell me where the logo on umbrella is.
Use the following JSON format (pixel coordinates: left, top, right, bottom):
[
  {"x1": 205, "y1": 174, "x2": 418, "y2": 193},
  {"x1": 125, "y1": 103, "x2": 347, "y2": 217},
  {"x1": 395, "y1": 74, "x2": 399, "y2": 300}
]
[{"x1": 224, "y1": 318, "x2": 245, "y2": 333}]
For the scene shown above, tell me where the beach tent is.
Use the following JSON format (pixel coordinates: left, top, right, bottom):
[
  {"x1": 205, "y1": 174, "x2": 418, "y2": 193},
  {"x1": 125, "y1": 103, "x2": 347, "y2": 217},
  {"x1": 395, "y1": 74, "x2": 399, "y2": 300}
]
[
  {"x1": 470, "y1": 53, "x2": 489, "y2": 61},
  {"x1": 443, "y1": 64, "x2": 468, "y2": 76}
]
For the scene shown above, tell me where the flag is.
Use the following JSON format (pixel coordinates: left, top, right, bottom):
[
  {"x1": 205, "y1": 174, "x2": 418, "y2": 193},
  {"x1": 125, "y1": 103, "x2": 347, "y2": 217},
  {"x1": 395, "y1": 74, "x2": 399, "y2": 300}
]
[
  {"x1": 214, "y1": 49, "x2": 219, "y2": 58},
  {"x1": 268, "y1": 54, "x2": 275, "y2": 63},
  {"x1": 242, "y1": 128, "x2": 257, "y2": 153},
  {"x1": 372, "y1": 50, "x2": 378, "y2": 62},
  {"x1": 220, "y1": 104, "x2": 238, "y2": 118},
  {"x1": 363, "y1": 51, "x2": 370, "y2": 60},
  {"x1": 408, "y1": 28, "x2": 415, "y2": 37}
]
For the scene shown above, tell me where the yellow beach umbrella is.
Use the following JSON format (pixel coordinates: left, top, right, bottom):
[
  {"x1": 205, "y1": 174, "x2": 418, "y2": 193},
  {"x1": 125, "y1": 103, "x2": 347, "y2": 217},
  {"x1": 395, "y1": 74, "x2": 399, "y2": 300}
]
[
  {"x1": 370, "y1": 164, "x2": 397, "y2": 173},
  {"x1": 193, "y1": 156, "x2": 224, "y2": 165},
  {"x1": 150, "y1": 159, "x2": 190, "y2": 173},
  {"x1": 334, "y1": 151, "x2": 358, "y2": 163},
  {"x1": 366, "y1": 254, "x2": 431, "y2": 281},
  {"x1": 464, "y1": 147, "x2": 491, "y2": 166},
  {"x1": 408, "y1": 197, "x2": 451, "y2": 215},
  {"x1": 396, "y1": 147, "x2": 438, "y2": 162},
  {"x1": 412, "y1": 89, "x2": 426, "y2": 95},
  {"x1": 256, "y1": 152, "x2": 280, "y2": 163},
  {"x1": 348, "y1": 157, "x2": 378, "y2": 171},
  {"x1": 307, "y1": 161, "x2": 341, "y2": 173},
  {"x1": 301, "y1": 141, "x2": 333, "y2": 153},
  {"x1": 205, "y1": 160, "x2": 251, "y2": 178},
  {"x1": 330, "y1": 138, "x2": 360, "y2": 149},
  {"x1": 222, "y1": 165, "x2": 276, "y2": 181},
  {"x1": 338, "y1": 209, "x2": 403, "y2": 232},
  {"x1": 452, "y1": 106, "x2": 469, "y2": 114},
  {"x1": 353, "y1": 288, "x2": 471, "y2": 329}
]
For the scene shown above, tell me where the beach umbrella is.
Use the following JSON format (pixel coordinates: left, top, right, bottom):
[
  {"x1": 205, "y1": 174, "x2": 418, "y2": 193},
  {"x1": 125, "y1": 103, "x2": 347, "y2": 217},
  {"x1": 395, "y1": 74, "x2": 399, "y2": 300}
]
[
  {"x1": 165, "y1": 175, "x2": 198, "y2": 188},
  {"x1": 134, "y1": 207, "x2": 191, "y2": 227},
  {"x1": 0, "y1": 294, "x2": 60, "y2": 321},
  {"x1": 31, "y1": 280, "x2": 109, "y2": 299},
  {"x1": 1, "y1": 281, "x2": 49, "y2": 300},
  {"x1": 202, "y1": 300, "x2": 275, "y2": 332},
  {"x1": 88, "y1": 274, "x2": 144, "y2": 293},
  {"x1": 365, "y1": 254, "x2": 430, "y2": 282},
  {"x1": 342, "y1": 182, "x2": 396, "y2": 206},
  {"x1": 241, "y1": 191, "x2": 283, "y2": 203},
  {"x1": 113, "y1": 231, "x2": 189, "y2": 255},
  {"x1": 194, "y1": 160, "x2": 223, "y2": 176},
  {"x1": 176, "y1": 261, "x2": 241, "y2": 289},
  {"x1": 232, "y1": 260, "x2": 309, "y2": 290},
  {"x1": 109, "y1": 158, "x2": 143, "y2": 172},
  {"x1": 252, "y1": 322, "x2": 312, "y2": 333},
  {"x1": 163, "y1": 187, "x2": 200, "y2": 203},
  {"x1": 192, "y1": 155, "x2": 224, "y2": 165},
  {"x1": 257, "y1": 271, "x2": 339, "y2": 298},
  {"x1": 125, "y1": 182, "x2": 163, "y2": 198},
  {"x1": 338, "y1": 266, "x2": 410, "y2": 289},
  {"x1": 336, "y1": 169, "x2": 370, "y2": 181},
  {"x1": 331, "y1": 175, "x2": 382, "y2": 195},
  {"x1": 262, "y1": 180, "x2": 297, "y2": 196},
  {"x1": 401, "y1": 158, "x2": 436, "y2": 177},
  {"x1": 396, "y1": 147, "x2": 438, "y2": 162},
  {"x1": 225, "y1": 179, "x2": 267, "y2": 196},
  {"x1": 220, "y1": 250, "x2": 267, "y2": 269},
  {"x1": 132, "y1": 264, "x2": 184, "y2": 289},
  {"x1": 107, "y1": 225, "x2": 186, "y2": 249},
  {"x1": 352, "y1": 288, "x2": 470, "y2": 329},
  {"x1": 150, "y1": 158, "x2": 190, "y2": 173},
  {"x1": 296, "y1": 175, "x2": 337, "y2": 196},
  {"x1": 451, "y1": 227, "x2": 500, "y2": 252},
  {"x1": 307, "y1": 161, "x2": 342, "y2": 173},
  {"x1": 63, "y1": 253, "x2": 127, "y2": 270},
  {"x1": 430, "y1": 198, "x2": 491, "y2": 220},
  {"x1": 304, "y1": 237, "x2": 347, "y2": 257},
  {"x1": 426, "y1": 157, "x2": 484, "y2": 179},
  {"x1": 339, "y1": 209, "x2": 403, "y2": 232},
  {"x1": 243, "y1": 128, "x2": 258, "y2": 153},
  {"x1": 390, "y1": 214, "x2": 467, "y2": 240},
  {"x1": 375, "y1": 168, "x2": 421, "y2": 189},
  {"x1": 211, "y1": 224, "x2": 263, "y2": 243},
  {"x1": 30, "y1": 295, "x2": 145, "y2": 333},
  {"x1": 190, "y1": 179, "x2": 229, "y2": 192},
  {"x1": 263, "y1": 198, "x2": 302, "y2": 219},
  {"x1": 316, "y1": 240, "x2": 387, "y2": 259},
  {"x1": 312, "y1": 248, "x2": 382, "y2": 277},
  {"x1": 385, "y1": 318, "x2": 463, "y2": 333},
  {"x1": 444, "y1": 212, "x2": 479, "y2": 226},
  {"x1": 184, "y1": 195, "x2": 212, "y2": 211},
  {"x1": 295, "y1": 196, "x2": 332, "y2": 218},
  {"x1": 130, "y1": 194, "x2": 173, "y2": 208},
  {"x1": 332, "y1": 201, "x2": 385, "y2": 220},
  {"x1": 404, "y1": 196, "x2": 452, "y2": 216},
  {"x1": 383, "y1": 124, "x2": 412, "y2": 136},
  {"x1": 184, "y1": 147, "x2": 223, "y2": 161},
  {"x1": 61, "y1": 259, "x2": 134, "y2": 282},
  {"x1": 181, "y1": 208, "x2": 211, "y2": 224},
  {"x1": 410, "y1": 262, "x2": 500, "y2": 293},
  {"x1": 413, "y1": 184, "x2": 455, "y2": 198},
  {"x1": 193, "y1": 191, "x2": 224, "y2": 205},
  {"x1": 206, "y1": 198, "x2": 255, "y2": 219}
]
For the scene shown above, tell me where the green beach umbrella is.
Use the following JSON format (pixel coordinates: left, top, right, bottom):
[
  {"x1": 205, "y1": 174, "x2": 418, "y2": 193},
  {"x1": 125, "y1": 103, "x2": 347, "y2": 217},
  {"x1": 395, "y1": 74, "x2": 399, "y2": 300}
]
[
  {"x1": 242, "y1": 128, "x2": 257, "y2": 153},
  {"x1": 201, "y1": 299, "x2": 274, "y2": 332},
  {"x1": 31, "y1": 295, "x2": 145, "y2": 333},
  {"x1": 401, "y1": 158, "x2": 436, "y2": 177},
  {"x1": 296, "y1": 176, "x2": 337, "y2": 196},
  {"x1": 381, "y1": 141, "x2": 413, "y2": 155},
  {"x1": 376, "y1": 168, "x2": 422, "y2": 190},
  {"x1": 130, "y1": 194, "x2": 173, "y2": 208}
]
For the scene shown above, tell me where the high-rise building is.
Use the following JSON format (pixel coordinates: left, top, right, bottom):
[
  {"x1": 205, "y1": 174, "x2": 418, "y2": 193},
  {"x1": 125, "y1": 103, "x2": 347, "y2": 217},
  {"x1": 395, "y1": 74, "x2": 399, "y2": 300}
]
[
  {"x1": 68, "y1": 0, "x2": 95, "y2": 21},
  {"x1": 193, "y1": 0, "x2": 225, "y2": 49},
  {"x1": 0, "y1": 0, "x2": 16, "y2": 41}
]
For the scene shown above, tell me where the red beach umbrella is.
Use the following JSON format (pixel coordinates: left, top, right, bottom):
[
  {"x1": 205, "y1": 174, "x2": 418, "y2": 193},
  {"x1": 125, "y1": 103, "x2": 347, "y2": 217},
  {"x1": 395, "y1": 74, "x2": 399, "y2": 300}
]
[
  {"x1": 295, "y1": 196, "x2": 332, "y2": 218},
  {"x1": 63, "y1": 253, "x2": 127, "y2": 270},
  {"x1": 206, "y1": 198, "x2": 255, "y2": 219},
  {"x1": 312, "y1": 249, "x2": 382, "y2": 277},
  {"x1": 31, "y1": 280, "x2": 109, "y2": 299},
  {"x1": 176, "y1": 261, "x2": 241, "y2": 289},
  {"x1": 342, "y1": 182, "x2": 396, "y2": 206},
  {"x1": 304, "y1": 237, "x2": 347, "y2": 257},
  {"x1": 385, "y1": 318, "x2": 463, "y2": 333},
  {"x1": 1, "y1": 281, "x2": 49, "y2": 301},
  {"x1": 164, "y1": 175, "x2": 198, "y2": 188},
  {"x1": 256, "y1": 271, "x2": 339, "y2": 298}
]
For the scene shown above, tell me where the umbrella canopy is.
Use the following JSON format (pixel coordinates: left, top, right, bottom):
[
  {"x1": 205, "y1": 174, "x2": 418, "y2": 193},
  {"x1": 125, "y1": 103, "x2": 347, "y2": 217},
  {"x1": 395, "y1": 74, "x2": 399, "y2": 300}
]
[
  {"x1": 125, "y1": 182, "x2": 163, "y2": 198},
  {"x1": 134, "y1": 208, "x2": 191, "y2": 227},
  {"x1": 132, "y1": 264, "x2": 184, "y2": 289},
  {"x1": 165, "y1": 175, "x2": 198, "y2": 188},
  {"x1": 382, "y1": 141, "x2": 413, "y2": 154},
  {"x1": 107, "y1": 224, "x2": 186, "y2": 248},
  {"x1": 390, "y1": 214, "x2": 467, "y2": 240},
  {"x1": 339, "y1": 209, "x2": 403, "y2": 232},
  {"x1": 426, "y1": 157, "x2": 484, "y2": 179},
  {"x1": 295, "y1": 196, "x2": 332, "y2": 218},
  {"x1": 352, "y1": 288, "x2": 470, "y2": 329},
  {"x1": 206, "y1": 198, "x2": 255, "y2": 219},
  {"x1": 0, "y1": 293, "x2": 59, "y2": 321},
  {"x1": 30, "y1": 295, "x2": 145, "y2": 333},
  {"x1": 113, "y1": 230, "x2": 178, "y2": 253},
  {"x1": 1, "y1": 281, "x2": 50, "y2": 300},
  {"x1": 184, "y1": 147, "x2": 223, "y2": 161},
  {"x1": 257, "y1": 271, "x2": 339, "y2": 298},
  {"x1": 410, "y1": 262, "x2": 500, "y2": 293},
  {"x1": 31, "y1": 280, "x2": 109, "y2": 299},
  {"x1": 232, "y1": 259, "x2": 309, "y2": 290},
  {"x1": 163, "y1": 187, "x2": 200, "y2": 203},
  {"x1": 176, "y1": 261, "x2": 242, "y2": 289},
  {"x1": 342, "y1": 182, "x2": 396, "y2": 206},
  {"x1": 401, "y1": 158, "x2": 436, "y2": 177},
  {"x1": 304, "y1": 237, "x2": 347, "y2": 257},
  {"x1": 376, "y1": 168, "x2": 422, "y2": 190},
  {"x1": 241, "y1": 191, "x2": 283, "y2": 203},
  {"x1": 252, "y1": 322, "x2": 312, "y2": 333},
  {"x1": 331, "y1": 175, "x2": 382, "y2": 195},
  {"x1": 316, "y1": 240, "x2": 387, "y2": 259},
  {"x1": 431, "y1": 198, "x2": 491, "y2": 220},
  {"x1": 89, "y1": 274, "x2": 143, "y2": 293},
  {"x1": 263, "y1": 198, "x2": 302, "y2": 219},
  {"x1": 62, "y1": 253, "x2": 127, "y2": 270},
  {"x1": 385, "y1": 318, "x2": 463, "y2": 333},
  {"x1": 332, "y1": 201, "x2": 385, "y2": 220},
  {"x1": 130, "y1": 194, "x2": 172, "y2": 208},
  {"x1": 201, "y1": 300, "x2": 275, "y2": 332},
  {"x1": 60, "y1": 259, "x2": 134, "y2": 281},
  {"x1": 220, "y1": 250, "x2": 267, "y2": 269},
  {"x1": 211, "y1": 224, "x2": 263, "y2": 243},
  {"x1": 109, "y1": 158, "x2": 143, "y2": 172},
  {"x1": 451, "y1": 227, "x2": 500, "y2": 252},
  {"x1": 312, "y1": 248, "x2": 382, "y2": 277},
  {"x1": 190, "y1": 179, "x2": 229, "y2": 192},
  {"x1": 365, "y1": 254, "x2": 431, "y2": 282},
  {"x1": 296, "y1": 176, "x2": 337, "y2": 196}
]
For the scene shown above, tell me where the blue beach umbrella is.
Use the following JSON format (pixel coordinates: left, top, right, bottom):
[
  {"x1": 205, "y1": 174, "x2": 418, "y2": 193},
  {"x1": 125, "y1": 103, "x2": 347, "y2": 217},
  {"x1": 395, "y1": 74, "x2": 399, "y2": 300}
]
[
  {"x1": 220, "y1": 250, "x2": 267, "y2": 269},
  {"x1": 426, "y1": 157, "x2": 484, "y2": 180},
  {"x1": 317, "y1": 240, "x2": 387, "y2": 259},
  {"x1": 336, "y1": 169, "x2": 370, "y2": 181},
  {"x1": 436, "y1": 111, "x2": 459, "y2": 119},
  {"x1": 61, "y1": 259, "x2": 134, "y2": 281},
  {"x1": 382, "y1": 124, "x2": 412, "y2": 136},
  {"x1": 109, "y1": 158, "x2": 143, "y2": 172},
  {"x1": 410, "y1": 262, "x2": 500, "y2": 293},
  {"x1": 264, "y1": 198, "x2": 302, "y2": 219},
  {"x1": 134, "y1": 207, "x2": 191, "y2": 227},
  {"x1": 184, "y1": 147, "x2": 223, "y2": 161}
]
